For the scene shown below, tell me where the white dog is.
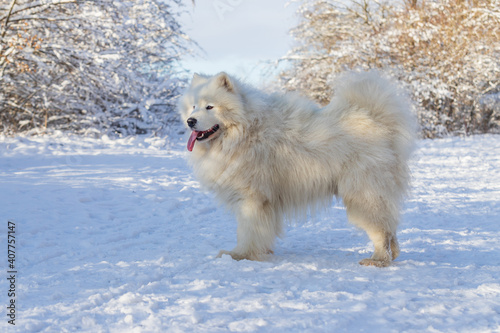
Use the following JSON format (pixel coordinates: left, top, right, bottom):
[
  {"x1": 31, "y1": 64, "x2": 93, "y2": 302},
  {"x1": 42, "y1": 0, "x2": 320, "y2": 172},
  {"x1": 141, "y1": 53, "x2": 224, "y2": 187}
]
[{"x1": 179, "y1": 71, "x2": 415, "y2": 267}]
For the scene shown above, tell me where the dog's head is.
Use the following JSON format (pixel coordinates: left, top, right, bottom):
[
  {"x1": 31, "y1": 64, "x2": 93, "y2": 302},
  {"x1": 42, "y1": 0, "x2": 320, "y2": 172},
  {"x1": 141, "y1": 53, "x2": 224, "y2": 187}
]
[{"x1": 179, "y1": 72, "x2": 243, "y2": 152}]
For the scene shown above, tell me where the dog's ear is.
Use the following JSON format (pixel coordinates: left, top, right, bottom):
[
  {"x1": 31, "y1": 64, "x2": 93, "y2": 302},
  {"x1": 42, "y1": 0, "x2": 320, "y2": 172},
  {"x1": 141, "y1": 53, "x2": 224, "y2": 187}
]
[
  {"x1": 215, "y1": 72, "x2": 234, "y2": 92},
  {"x1": 191, "y1": 73, "x2": 208, "y2": 86}
]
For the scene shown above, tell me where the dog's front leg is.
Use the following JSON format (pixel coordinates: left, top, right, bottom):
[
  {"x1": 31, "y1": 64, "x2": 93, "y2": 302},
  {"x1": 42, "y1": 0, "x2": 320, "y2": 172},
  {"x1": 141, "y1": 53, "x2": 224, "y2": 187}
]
[{"x1": 217, "y1": 198, "x2": 282, "y2": 261}]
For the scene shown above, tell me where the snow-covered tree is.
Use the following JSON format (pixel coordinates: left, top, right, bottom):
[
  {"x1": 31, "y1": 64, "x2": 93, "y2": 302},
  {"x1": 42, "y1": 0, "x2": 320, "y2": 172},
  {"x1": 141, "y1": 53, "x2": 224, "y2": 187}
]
[
  {"x1": 0, "y1": 0, "x2": 194, "y2": 136},
  {"x1": 281, "y1": 0, "x2": 500, "y2": 138}
]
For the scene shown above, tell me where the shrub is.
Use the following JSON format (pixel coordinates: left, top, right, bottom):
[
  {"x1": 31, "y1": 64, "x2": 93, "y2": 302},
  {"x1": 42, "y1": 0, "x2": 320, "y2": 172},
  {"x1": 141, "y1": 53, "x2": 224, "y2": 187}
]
[
  {"x1": 281, "y1": 0, "x2": 500, "y2": 138},
  {"x1": 0, "y1": 0, "x2": 194, "y2": 136}
]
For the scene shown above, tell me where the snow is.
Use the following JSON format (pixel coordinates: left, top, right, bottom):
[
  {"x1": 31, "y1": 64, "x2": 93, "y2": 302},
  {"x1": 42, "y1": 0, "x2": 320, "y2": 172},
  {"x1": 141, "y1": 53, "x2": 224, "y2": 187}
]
[{"x1": 0, "y1": 133, "x2": 499, "y2": 332}]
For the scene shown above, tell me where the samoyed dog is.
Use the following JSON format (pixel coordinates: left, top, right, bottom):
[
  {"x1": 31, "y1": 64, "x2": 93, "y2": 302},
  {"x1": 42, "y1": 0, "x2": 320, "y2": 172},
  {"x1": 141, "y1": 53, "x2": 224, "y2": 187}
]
[{"x1": 179, "y1": 71, "x2": 415, "y2": 267}]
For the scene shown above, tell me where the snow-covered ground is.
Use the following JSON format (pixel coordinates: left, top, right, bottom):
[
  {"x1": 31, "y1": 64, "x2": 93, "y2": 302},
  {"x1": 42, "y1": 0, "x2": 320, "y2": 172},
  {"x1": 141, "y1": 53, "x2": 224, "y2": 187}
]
[{"x1": 0, "y1": 133, "x2": 499, "y2": 332}]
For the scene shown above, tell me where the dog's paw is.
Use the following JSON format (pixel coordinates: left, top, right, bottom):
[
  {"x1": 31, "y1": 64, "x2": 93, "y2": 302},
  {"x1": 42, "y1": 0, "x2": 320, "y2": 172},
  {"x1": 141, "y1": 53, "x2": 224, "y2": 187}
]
[
  {"x1": 216, "y1": 250, "x2": 250, "y2": 261},
  {"x1": 216, "y1": 250, "x2": 234, "y2": 259},
  {"x1": 359, "y1": 258, "x2": 391, "y2": 268},
  {"x1": 216, "y1": 249, "x2": 271, "y2": 261}
]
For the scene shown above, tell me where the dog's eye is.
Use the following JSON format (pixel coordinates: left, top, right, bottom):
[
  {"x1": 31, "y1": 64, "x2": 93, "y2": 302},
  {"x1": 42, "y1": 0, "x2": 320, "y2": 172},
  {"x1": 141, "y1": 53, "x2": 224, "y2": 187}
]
[{"x1": 206, "y1": 105, "x2": 214, "y2": 110}]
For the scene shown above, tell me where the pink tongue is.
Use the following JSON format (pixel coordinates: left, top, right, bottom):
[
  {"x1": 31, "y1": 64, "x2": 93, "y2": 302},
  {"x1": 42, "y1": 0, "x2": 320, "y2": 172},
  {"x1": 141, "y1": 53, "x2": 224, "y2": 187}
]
[{"x1": 187, "y1": 131, "x2": 199, "y2": 152}]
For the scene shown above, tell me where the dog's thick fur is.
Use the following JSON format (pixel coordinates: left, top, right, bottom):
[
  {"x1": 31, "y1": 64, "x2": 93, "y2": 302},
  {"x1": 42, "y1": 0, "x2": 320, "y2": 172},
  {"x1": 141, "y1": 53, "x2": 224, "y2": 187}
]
[{"x1": 179, "y1": 71, "x2": 415, "y2": 267}]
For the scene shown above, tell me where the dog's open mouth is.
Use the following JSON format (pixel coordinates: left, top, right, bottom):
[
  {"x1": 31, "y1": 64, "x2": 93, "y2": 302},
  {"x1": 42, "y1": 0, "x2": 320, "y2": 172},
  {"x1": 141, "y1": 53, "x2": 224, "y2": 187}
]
[{"x1": 187, "y1": 124, "x2": 220, "y2": 151}]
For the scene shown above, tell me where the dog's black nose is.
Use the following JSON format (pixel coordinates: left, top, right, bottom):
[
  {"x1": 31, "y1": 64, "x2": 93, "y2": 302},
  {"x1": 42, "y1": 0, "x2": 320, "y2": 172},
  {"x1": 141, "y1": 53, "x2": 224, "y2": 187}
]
[{"x1": 187, "y1": 117, "x2": 197, "y2": 128}]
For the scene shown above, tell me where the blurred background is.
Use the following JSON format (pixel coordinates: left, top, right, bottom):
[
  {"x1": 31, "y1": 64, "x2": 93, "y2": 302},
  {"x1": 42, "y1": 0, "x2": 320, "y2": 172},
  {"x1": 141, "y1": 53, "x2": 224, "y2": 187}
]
[{"x1": 0, "y1": 0, "x2": 498, "y2": 138}]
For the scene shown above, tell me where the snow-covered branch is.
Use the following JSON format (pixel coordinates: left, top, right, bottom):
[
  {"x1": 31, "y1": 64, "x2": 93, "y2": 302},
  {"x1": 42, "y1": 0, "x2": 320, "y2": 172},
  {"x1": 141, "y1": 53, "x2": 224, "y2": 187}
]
[
  {"x1": 0, "y1": 0, "x2": 195, "y2": 136},
  {"x1": 281, "y1": 0, "x2": 500, "y2": 138}
]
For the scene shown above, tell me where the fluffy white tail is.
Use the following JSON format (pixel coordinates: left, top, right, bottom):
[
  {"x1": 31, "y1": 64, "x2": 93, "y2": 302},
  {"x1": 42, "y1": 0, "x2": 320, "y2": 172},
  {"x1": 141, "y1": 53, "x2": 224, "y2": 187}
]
[{"x1": 331, "y1": 71, "x2": 417, "y2": 161}]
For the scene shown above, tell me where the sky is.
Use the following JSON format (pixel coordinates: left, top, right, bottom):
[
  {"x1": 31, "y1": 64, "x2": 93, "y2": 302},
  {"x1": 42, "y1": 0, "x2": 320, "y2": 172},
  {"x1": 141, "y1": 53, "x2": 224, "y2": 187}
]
[{"x1": 178, "y1": 0, "x2": 300, "y2": 85}]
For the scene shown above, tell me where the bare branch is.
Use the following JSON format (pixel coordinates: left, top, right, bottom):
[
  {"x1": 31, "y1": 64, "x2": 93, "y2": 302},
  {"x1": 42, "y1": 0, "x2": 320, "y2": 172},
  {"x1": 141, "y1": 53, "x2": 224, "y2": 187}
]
[
  {"x1": 1, "y1": 0, "x2": 17, "y2": 40},
  {"x1": 0, "y1": 1, "x2": 78, "y2": 22}
]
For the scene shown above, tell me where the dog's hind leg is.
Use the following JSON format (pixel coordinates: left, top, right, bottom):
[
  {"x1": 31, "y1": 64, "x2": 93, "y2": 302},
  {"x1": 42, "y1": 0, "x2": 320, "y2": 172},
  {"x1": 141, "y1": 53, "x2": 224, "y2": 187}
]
[
  {"x1": 390, "y1": 235, "x2": 400, "y2": 260},
  {"x1": 217, "y1": 197, "x2": 282, "y2": 261},
  {"x1": 358, "y1": 229, "x2": 394, "y2": 267},
  {"x1": 344, "y1": 196, "x2": 400, "y2": 267}
]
